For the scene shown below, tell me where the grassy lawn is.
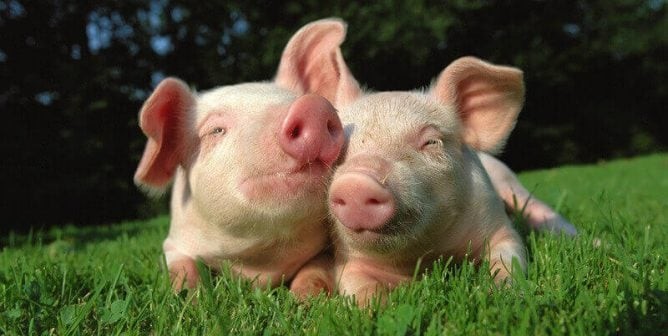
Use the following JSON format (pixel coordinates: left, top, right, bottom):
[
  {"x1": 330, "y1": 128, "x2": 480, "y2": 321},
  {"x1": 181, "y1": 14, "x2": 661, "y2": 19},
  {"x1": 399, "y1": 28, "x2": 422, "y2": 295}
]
[{"x1": 1, "y1": 154, "x2": 666, "y2": 335}]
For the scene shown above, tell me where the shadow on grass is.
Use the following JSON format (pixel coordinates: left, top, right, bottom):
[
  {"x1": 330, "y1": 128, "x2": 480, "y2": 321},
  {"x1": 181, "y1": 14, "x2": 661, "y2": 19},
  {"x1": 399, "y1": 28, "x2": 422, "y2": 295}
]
[
  {"x1": 0, "y1": 216, "x2": 169, "y2": 250},
  {"x1": 616, "y1": 289, "x2": 668, "y2": 335}
]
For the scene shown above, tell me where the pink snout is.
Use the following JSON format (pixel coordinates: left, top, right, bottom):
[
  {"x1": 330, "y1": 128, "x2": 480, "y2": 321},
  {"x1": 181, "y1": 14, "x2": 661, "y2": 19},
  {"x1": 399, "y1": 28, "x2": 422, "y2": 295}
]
[
  {"x1": 279, "y1": 94, "x2": 344, "y2": 167},
  {"x1": 329, "y1": 172, "x2": 396, "y2": 232}
]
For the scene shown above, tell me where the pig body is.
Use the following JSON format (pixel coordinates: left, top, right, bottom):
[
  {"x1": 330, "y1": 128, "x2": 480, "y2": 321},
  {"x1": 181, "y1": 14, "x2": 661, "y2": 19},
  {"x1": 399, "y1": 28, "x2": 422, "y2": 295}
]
[
  {"x1": 477, "y1": 152, "x2": 577, "y2": 235},
  {"x1": 328, "y1": 58, "x2": 528, "y2": 305}
]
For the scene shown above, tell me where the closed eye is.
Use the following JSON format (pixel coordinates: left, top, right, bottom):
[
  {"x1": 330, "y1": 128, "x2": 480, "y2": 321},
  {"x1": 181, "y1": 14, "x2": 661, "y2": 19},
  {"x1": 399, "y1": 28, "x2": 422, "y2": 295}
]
[{"x1": 421, "y1": 138, "x2": 443, "y2": 150}]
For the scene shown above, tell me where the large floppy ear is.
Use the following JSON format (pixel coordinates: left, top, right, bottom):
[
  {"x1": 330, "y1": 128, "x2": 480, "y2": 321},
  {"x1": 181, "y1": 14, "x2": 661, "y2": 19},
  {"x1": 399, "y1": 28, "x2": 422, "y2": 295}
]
[
  {"x1": 430, "y1": 56, "x2": 525, "y2": 154},
  {"x1": 134, "y1": 77, "x2": 194, "y2": 192},
  {"x1": 275, "y1": 18, "x2": 361, "y2": 107}
]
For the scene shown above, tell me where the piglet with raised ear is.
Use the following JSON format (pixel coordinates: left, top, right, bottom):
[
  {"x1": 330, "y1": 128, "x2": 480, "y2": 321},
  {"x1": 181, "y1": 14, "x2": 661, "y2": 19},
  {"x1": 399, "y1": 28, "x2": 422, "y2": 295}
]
[
  {"x1": 329, "y1": 57, "x2": 527, "y2": 305},
  {"x1": 134, "y1": 19, "x2": 351, "y2": 293}
]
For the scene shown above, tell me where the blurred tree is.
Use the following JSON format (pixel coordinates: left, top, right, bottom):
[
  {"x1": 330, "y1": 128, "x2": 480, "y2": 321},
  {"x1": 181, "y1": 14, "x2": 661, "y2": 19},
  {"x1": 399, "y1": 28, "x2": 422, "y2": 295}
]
[{"x1": 0, "y1": 0, "x2": 665, "y2": 233}]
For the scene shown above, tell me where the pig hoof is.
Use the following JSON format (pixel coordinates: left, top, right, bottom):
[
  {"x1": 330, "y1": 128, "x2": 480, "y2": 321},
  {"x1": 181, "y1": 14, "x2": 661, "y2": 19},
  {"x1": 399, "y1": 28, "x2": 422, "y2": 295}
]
[
  {"x1": 354, "y1": 292, "x2": 389, "y2": 308},
  {"x1": 525, "y1": 212, "x2": 578, "y2": 237},
  {"x1": 491, "y1": 267, "x2": 514, "y2": 287},
  {"x1": 349, "y1": 284, "x2": 390, "y2": 308},
  {"x1": 290, "y1": 278, "x2": 332, "y2": 301},
  {"x1": 542, "y1": 215, "x2": 578, "y2": 236},
  {"x1": 168, "y1": 258, "x2": 201, "y2": 292}
]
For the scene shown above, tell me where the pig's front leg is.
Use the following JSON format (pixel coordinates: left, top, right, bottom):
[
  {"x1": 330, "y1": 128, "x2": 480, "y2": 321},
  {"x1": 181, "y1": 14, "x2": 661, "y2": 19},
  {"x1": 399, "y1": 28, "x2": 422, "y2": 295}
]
[
  {"x1": 338, "y1": 270, "x2": 387, "y2": 307},
  {"x1": 164, "y1": 239, "x2": 201, "y2": 291},
  {"x1": 486, "y1": 223, "x2": 527, "y2": 284},
  {"x1": 168, "y1": 257, "x2": 200, "y2": 292},
  {"x1": 289, "y1": 252, "x2": 335, "y2": 300},
  {"x1": 335, "y1": 260, "x2": 412, "y2": 307},
  {"x1": 478, "y1": 152, "x2": 577, "y2": 236}
]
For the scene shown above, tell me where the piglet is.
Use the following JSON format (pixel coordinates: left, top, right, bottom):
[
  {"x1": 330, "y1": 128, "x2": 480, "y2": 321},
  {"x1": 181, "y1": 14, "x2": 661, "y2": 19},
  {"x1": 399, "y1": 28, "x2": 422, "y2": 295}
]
[
  {"x1": 134, "y1": 19, "x2": 352, "y2": 293},
  {"x1": 328, "y1": 57, "x2": 527, "y2": 305}
]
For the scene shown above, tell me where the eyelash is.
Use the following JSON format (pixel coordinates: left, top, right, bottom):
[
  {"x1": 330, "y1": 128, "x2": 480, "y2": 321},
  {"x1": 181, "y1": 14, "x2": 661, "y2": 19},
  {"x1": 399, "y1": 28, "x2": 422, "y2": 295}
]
[{"x1": 422, "y1": 139, "x2": 443, "y2": 149}]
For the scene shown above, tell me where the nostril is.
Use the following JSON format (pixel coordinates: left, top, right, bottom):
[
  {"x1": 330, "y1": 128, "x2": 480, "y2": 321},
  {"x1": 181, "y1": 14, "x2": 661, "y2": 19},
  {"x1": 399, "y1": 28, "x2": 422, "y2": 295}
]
[
  {"x1": 327, "y1": 120, "x2": 336, "y2": 135},
  {"x1": 290, "y1": 124, "x2": 301, "y2": 139},
  {"x1": 366, "y1": 198, "x2": 381, "y2": 205}
]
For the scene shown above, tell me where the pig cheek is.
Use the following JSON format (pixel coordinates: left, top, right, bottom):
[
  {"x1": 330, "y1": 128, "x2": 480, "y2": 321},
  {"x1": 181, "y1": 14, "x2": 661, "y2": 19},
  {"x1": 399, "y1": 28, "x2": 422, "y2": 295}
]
[
  {"x1": 386, "y1": 163, "x2": 434, "y2": 242},
  {"x1": 419, "y1": 148, "x2": 461, "y2": 204},
  {"x1": 440, "y1": 145, "x2": 470, "y2": 207},
  {"x1": 378, "y1": 155, "x2": 459, "y2": 252},
  {"x1": 188, "y1": 140, "x2": 245, "y2": 223},
  {"x1": 414, "y1": 148, "x2": 470, "y2": 238}
]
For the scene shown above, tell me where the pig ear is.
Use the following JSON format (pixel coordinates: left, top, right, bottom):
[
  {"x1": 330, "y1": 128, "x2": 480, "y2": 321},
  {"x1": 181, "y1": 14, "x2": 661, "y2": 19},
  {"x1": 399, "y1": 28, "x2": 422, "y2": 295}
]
[
  {"x1": 275, "y1": 18, "x2": 361, "y2": 106},
  {"x1": 134, "y1": 78, "x2": 194, "y2": 192},
  {"x1": 430, "y1": 57, "x2": 525, "y2": 154}
]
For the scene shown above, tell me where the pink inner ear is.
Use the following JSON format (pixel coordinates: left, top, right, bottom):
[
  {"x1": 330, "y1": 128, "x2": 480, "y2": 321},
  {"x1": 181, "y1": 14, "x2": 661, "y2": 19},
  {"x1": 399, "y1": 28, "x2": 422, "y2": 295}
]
[
  {"x1": 134, "y1": 107, "x2": 180, "y2": 187},
  {"x1": 431, "y1": 57, "x2": 525, "y2": 153},
  {"x1": 290, "y1": 41, "x2": 343, "y2": 101},
  {"x1": 456, "y1": 74, "x2": 523, "y2": 151},
  {"x1": 275, "y1": 18, "x2": 361, "y2": 106},
  {"x1": 134, "y1": 78, "x2": 193, "y2": 188}
]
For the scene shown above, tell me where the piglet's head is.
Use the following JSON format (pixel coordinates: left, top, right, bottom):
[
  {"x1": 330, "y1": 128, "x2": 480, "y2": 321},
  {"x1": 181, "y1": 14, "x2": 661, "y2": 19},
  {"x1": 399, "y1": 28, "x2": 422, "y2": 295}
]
[
  {"x1": 133, "y1": 19, "x2": 362, "y2": 232},
  {"x1": 329, "y1": 57, "x2": 524, "y2": 256},
  {"x1": 134, "y1": 79, "x2": 345, "y2": 229}
]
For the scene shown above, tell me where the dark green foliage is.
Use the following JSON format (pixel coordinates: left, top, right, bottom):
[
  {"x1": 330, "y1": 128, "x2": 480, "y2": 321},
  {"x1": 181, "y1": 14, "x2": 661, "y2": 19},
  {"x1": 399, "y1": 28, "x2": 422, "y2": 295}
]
[{"x1": 1, "y1": 1, "x2": 666, "y2": 231}]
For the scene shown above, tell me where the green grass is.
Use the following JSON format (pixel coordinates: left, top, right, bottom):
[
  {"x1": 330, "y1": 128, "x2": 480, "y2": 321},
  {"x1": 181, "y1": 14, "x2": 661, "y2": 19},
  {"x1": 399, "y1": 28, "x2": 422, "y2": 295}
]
[{"x1": 1, "y1": 154, "x2": 666, "y2": 335}]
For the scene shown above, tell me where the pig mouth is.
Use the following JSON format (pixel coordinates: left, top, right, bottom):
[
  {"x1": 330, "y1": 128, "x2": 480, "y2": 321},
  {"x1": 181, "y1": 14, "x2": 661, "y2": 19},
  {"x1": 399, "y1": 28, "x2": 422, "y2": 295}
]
[
  {"x1": 239, "y1": 161, "x2": 331, "y2": 200},
  {"x1": 339, "y1": 225, "x2": 416, "y2": 255},
  {"x1": 339, "y1": 213, "x2": 417, "y2": 245}
]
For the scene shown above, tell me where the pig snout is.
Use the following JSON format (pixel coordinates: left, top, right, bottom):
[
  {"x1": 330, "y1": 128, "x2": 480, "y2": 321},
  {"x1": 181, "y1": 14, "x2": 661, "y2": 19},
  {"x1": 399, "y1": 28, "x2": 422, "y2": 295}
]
[
  {"x1": 329, "y1": 172, "x2": 396, "y2": 232},
  {"x1": 279, "y1": 94, "x2": 344, "y2": 167}
]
